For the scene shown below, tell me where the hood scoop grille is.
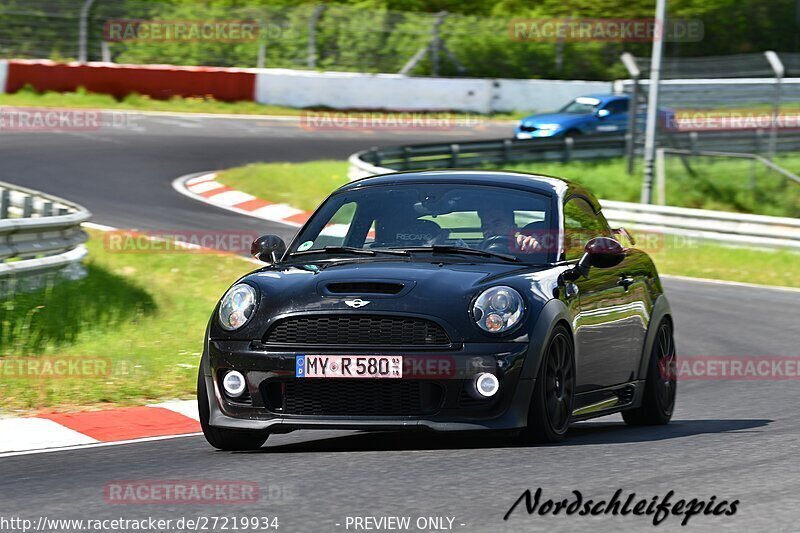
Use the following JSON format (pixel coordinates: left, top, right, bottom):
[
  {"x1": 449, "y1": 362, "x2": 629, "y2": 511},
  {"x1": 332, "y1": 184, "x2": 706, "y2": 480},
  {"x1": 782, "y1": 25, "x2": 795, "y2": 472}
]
[{"x1": 325, "y1": 282, "x2": 405, "y2": 295}]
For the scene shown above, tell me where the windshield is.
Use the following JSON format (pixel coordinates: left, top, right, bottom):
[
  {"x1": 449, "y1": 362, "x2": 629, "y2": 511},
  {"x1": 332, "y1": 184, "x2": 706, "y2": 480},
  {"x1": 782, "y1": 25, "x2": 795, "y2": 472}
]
[
  {"x1": 559, "y1": 96, "x2": 601, "y2": 114},
  {"x1": 288, "y1": 183, "x2": 554, "y2": 263}
]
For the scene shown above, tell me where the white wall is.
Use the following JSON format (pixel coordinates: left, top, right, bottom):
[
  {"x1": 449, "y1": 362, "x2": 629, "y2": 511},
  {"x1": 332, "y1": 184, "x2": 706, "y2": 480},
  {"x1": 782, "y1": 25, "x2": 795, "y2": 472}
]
[
  {"x1": 0, "y1": 60, "x2": 8, "y2": 94},
  {"x1": 254, "y1": 68, "x2": 612, "y2": 114},
  {"x1": 492, "y1": 78, "x2": 611, "y2": 113}
]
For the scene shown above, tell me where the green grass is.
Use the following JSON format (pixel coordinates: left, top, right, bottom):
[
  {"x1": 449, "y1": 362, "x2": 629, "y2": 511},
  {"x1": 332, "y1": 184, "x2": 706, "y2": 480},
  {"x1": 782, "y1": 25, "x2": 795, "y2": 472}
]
[
  {"x1": 648, "y1": 239, "x2": 800, "y2": 288},
  {"x1": 0, "y1": 86, "x2": 524, "y2": 120},
  {"x1": 499, "y1": 155, "x2": 800, "y2": 218},
  {"x1": 216, "y1": 159, "x2": 800, "y2": 288},
  {"x1": 219, "y1": 160, "x2": 350, "y2": 212},
  {"x1": 0, "y1": 229, "x2": 255, "y2": 413}
]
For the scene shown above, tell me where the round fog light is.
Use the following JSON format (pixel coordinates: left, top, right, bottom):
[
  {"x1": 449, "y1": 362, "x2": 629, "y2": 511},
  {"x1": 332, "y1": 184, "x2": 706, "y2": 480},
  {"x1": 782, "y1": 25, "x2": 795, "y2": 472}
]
[
  {"x1": 474, "y1": 372, "x2": 500, "y2": 398},
  {"x1": 222, "y1": 370, "x2": 246, "y2": 397}
]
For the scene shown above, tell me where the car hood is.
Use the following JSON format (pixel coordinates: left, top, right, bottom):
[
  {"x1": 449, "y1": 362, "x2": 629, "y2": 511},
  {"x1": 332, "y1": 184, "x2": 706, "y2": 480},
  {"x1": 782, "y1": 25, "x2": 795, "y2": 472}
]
[
  {"x1": 213, "y1": 259, "x2": 560, "y2": 342},
  {"x1": 519, "y1": 112, "x2": 588, "y2": 128}
]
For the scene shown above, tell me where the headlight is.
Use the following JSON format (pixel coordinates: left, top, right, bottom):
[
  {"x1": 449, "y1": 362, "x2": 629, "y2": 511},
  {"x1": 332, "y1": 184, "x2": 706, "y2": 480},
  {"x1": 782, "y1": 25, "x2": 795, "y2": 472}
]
[
  {"x1": 218, "y1": 283, "x2": 257, "y2": 331},
  {"x1": 473, "y1": 286, "x2": 524, "y2": 334},
  {"x1": 536, "y1": 123, "x2": 561, "y2": 130}
]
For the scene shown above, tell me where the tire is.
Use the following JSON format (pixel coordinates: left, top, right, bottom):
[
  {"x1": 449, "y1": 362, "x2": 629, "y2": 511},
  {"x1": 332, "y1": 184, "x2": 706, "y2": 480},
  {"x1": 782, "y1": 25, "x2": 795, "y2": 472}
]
[
  {"x1": 564, "y1": 129, "x2": 581, "y2": 138},
  {"x1": 197, "y1": 369, "x2": 269, "y2": 451},
  {"x1": 623, "y1": 319, "x2": 676, "y2": 426},
  {"x1": 522, "y1": 324, "x2": 575, "y2": 443}
]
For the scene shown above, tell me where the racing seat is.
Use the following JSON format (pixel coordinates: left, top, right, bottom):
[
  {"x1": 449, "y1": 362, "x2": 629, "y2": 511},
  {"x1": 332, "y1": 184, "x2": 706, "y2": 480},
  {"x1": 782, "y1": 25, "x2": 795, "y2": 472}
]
[{"x1": 373, "y1": 218, "x2": 445, "y2": 248}]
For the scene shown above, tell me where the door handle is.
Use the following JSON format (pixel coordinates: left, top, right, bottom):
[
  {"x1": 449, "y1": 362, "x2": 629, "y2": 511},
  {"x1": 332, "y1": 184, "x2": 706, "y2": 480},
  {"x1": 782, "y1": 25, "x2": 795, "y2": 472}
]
[{"x1": 618, "y1": 276, "x2": 635, "y2": 289}]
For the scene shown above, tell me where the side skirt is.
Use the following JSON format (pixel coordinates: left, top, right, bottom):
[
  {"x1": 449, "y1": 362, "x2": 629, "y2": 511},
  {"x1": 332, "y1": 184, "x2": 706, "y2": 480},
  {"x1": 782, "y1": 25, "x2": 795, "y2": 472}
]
[{"x1": 570, "y1": 380, "x2": 645, "y2": 422}]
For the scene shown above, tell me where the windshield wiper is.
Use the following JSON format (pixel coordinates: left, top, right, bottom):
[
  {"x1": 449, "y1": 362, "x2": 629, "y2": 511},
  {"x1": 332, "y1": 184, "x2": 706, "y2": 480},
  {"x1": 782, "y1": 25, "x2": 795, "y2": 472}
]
[
  {"x1": 397, "y1": 245, "x2": 520, "y2": 263},
  {"x1": 288, "y1": 246, "x2": 409, "y2": 258}
]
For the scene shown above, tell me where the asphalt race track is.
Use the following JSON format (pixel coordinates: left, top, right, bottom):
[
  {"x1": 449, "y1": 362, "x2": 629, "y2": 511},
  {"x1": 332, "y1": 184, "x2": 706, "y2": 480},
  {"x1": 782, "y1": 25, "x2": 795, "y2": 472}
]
[{"x1": 1, "y1": 113, "x2": 799, "y2": 532}]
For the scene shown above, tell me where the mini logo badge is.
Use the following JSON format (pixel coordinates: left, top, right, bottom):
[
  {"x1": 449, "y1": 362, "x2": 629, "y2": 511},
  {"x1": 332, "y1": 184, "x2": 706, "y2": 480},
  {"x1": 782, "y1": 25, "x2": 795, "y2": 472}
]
[{"x1": 345, "y1": 299, "x2": 370, "y2": 308}]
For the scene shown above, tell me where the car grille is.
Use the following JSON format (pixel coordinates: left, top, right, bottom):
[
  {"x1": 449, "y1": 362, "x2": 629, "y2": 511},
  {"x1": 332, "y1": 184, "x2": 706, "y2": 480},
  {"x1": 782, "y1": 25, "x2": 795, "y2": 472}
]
[
  {"x1": 325, "y1": 282, "x2": 405, "y2": 295},
  {"x1": 263, "y1": 315, "x2": 451, "y2": 346},
  {"x1": 262, "y1": 379, "x2": 444, "y2": 416},
  {"x1": 518, "y1": 125, "x2": 538, "y2": 132}
]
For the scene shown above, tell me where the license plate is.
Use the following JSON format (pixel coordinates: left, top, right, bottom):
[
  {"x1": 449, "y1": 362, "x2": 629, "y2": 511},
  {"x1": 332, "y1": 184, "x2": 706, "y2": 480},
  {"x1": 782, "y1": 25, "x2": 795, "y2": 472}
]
[{"x1": 295, "y1": 355, "x2": 402, "y2": 378}]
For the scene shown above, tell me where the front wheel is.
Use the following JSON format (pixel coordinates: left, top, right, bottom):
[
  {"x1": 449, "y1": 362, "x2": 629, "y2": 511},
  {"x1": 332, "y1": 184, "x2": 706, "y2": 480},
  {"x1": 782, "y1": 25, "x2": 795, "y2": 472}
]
[
  {"x1": 522, "y1": 324, "x2": 575, "y2": 443},
  {"x1": 197, "y1": 369, "x2": 270, "y2": 451},
  {"x1": 623, "y1": 319, "x2": 676, "y2": 425}
]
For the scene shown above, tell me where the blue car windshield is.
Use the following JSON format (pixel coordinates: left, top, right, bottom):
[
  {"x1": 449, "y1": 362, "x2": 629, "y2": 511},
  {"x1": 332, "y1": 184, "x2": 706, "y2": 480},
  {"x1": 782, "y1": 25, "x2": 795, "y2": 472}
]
[
  {"x1": 559, "y1": 97, "x2": 601, "y2": 114},
  {"x1": 289, "y1": 183, "x2": 554, "y2": 263}
]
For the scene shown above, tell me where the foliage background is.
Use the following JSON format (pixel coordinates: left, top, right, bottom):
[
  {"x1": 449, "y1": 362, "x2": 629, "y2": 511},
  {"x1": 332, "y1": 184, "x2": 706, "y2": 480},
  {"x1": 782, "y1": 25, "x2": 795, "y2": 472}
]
[{"x1": 0, "y1": 0, "x2": 798, "y2": 79}]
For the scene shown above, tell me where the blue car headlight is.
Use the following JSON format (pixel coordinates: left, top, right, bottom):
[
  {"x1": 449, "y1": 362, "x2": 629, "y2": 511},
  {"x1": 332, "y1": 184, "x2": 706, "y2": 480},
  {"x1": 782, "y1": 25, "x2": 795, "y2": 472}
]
[
  {"x1": 218, "y1": 283, "x2": 257, "y2": 331},
  {"x1": 472, "y1": 286, "x2": 524, "y2": 333}
]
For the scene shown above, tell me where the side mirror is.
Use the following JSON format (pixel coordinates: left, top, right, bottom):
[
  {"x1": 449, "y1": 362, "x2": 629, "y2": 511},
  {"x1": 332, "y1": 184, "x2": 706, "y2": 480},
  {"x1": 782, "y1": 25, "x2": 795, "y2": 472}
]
[
  {"x1": 251, "y1": 234, "x2": 286, "y2": 264},
  {"x1": 562, "y1": 237, "x2": 626, "y2": 283},
  {"x1": 581, "y1": 237, "x2": 626, "y2": 271},
  {"x1": 595, "y1": 108, "x2": 611, "y2": 119}
]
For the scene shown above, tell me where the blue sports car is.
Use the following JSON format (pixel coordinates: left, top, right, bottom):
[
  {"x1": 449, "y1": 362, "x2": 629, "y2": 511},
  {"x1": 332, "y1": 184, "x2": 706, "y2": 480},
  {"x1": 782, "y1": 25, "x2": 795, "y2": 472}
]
[{"x1": 515, "y1": 94, "x2": 631, "y2": 139}]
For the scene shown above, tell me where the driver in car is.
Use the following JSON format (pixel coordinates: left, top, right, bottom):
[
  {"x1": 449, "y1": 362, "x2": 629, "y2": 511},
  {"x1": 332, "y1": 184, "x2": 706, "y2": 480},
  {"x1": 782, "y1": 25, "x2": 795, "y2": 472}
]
[{"x1": 478, "y1": 207, "x2": 541, "y2": 252}]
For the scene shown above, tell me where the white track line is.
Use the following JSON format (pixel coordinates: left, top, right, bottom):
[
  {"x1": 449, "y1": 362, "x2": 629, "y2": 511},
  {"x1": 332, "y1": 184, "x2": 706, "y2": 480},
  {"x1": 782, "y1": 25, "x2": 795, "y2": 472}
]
[
  {"x1": 0, "y1": 418, "x2": 98, "y2": 454},
  {"x1": 172, "y1": 172, "x2": 304, "y2": 228},
  {"x1": 661, "y1": 274, "x2": 800, "y2": 293},
  {"x1": 0, "y1": 433, "x2": 203, "y2": 459}
]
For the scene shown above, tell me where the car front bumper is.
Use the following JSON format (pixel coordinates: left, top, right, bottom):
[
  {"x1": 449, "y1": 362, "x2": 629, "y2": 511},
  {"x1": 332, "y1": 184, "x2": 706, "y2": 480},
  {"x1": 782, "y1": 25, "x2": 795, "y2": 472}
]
[
  {"x1": 202, "y1": 339, "x2": 536, "y2": 433},
  {"x1": 514, "y1": 128, "x2": 562, "y2": 139}
]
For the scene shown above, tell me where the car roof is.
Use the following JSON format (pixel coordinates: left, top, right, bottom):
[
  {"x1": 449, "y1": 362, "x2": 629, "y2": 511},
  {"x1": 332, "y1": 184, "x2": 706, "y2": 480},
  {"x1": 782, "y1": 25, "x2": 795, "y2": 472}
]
[
  {"x1": 338, "y1": 169, "x2": 602, "y2": 212},
  {"x1": 581, "y1": 93, "x2": 628, "y2": 102}
]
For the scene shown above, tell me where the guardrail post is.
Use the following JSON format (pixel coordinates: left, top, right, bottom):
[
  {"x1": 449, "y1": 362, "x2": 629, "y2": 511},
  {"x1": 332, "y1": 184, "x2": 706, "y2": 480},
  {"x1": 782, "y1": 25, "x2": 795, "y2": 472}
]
[
  {"x1": 689, "y1": 132, "x2": 698, "y2": 155},
  {"x1": 502, "y1": 139, "x2": 511, "y2": 166},
  {"x1": 22, "y1": 196, "x2": 33, "y2": 218},
  {"x1": 450, "y1": 144, "x2": 459, "y2": 167},
  {"x1": 101, "y1": 41, "x2": 111, "y2": 62},
  {"x1": 563, "y1": 136, "x2": 573, "y2": 163},
  {"x1": 307, "y1": 4, "x2": 325, "y2": 69},
  {"x1": 0, "y1": 190, "x2": 8, "y2": 219},
  {"x1": 78, "y1": 0, "x2": 97, "y2": 62},
  {"x1": 620, "y1": 53, "x2": 642, "y2": 175},
  {"x1": 369, "y1": 146, "x2": 382, "y2": 167},
  {"x1": 755, "y1": 129, "x2": 764, "y2": 155},
  {"x1": 764, "y1": 51, "x2": 785, "y2": 161},
  {"x1": 752, "y1": 130, "x2": 763, "y2": 192},
  {"x1": 655, "y1": 148, "x2": 666, "y2": 205},
  {"x1": 402, "y1": 147, "x2": 412, "y2": 170}
]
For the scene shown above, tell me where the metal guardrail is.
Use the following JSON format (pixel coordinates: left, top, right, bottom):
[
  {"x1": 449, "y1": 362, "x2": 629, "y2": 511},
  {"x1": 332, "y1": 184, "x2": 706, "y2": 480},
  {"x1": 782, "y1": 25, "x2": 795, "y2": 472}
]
[
  {"x1": 356, "y1": 130, "x2": 800, "y2": 177},
  {"x1": 358, "y1": 134, "x2": 626, "y2": 174},
  {"x1": 0, "y1": 180, "x2": 91, "y2": 283},
  {"x1": 349, "y1": 135, "x2": 800, "y2": 250}
]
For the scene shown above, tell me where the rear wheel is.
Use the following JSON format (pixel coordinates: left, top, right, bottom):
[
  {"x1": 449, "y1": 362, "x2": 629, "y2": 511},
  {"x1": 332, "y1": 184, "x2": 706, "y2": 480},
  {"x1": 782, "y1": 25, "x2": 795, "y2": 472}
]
[
  {"x1": 197, "y1": 369, "x2": 269, "y2": 451},
  {"x1": 522, "y1": 325, "x2": 575, "y2": 443},
  {"x1": 623, "y1": 319, "x2": 676, "y2": 425}
]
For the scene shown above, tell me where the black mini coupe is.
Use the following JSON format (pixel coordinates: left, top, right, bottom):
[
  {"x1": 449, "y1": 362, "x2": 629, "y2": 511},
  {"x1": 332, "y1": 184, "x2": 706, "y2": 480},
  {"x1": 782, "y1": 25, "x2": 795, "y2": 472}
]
[{"x1": 198, "y1": 170, "x2": 676, "y2": 450}]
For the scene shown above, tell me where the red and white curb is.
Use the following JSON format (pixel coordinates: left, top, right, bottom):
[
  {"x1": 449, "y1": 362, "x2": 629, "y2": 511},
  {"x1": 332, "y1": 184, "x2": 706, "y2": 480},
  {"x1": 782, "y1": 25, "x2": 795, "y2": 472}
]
[
  {"x1": 173, "y1": 172, "x2": 313, "y2": 227},
  {"x1": 0, "y1": 400, "x2": 199, "y2": 456}
]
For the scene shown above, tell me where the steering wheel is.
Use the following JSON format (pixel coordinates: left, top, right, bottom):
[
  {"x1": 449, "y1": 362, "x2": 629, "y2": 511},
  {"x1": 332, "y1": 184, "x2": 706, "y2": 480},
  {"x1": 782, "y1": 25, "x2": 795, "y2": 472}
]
[{"x1": 480, "y1": 235, "x2": 513, "y2": 252}]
